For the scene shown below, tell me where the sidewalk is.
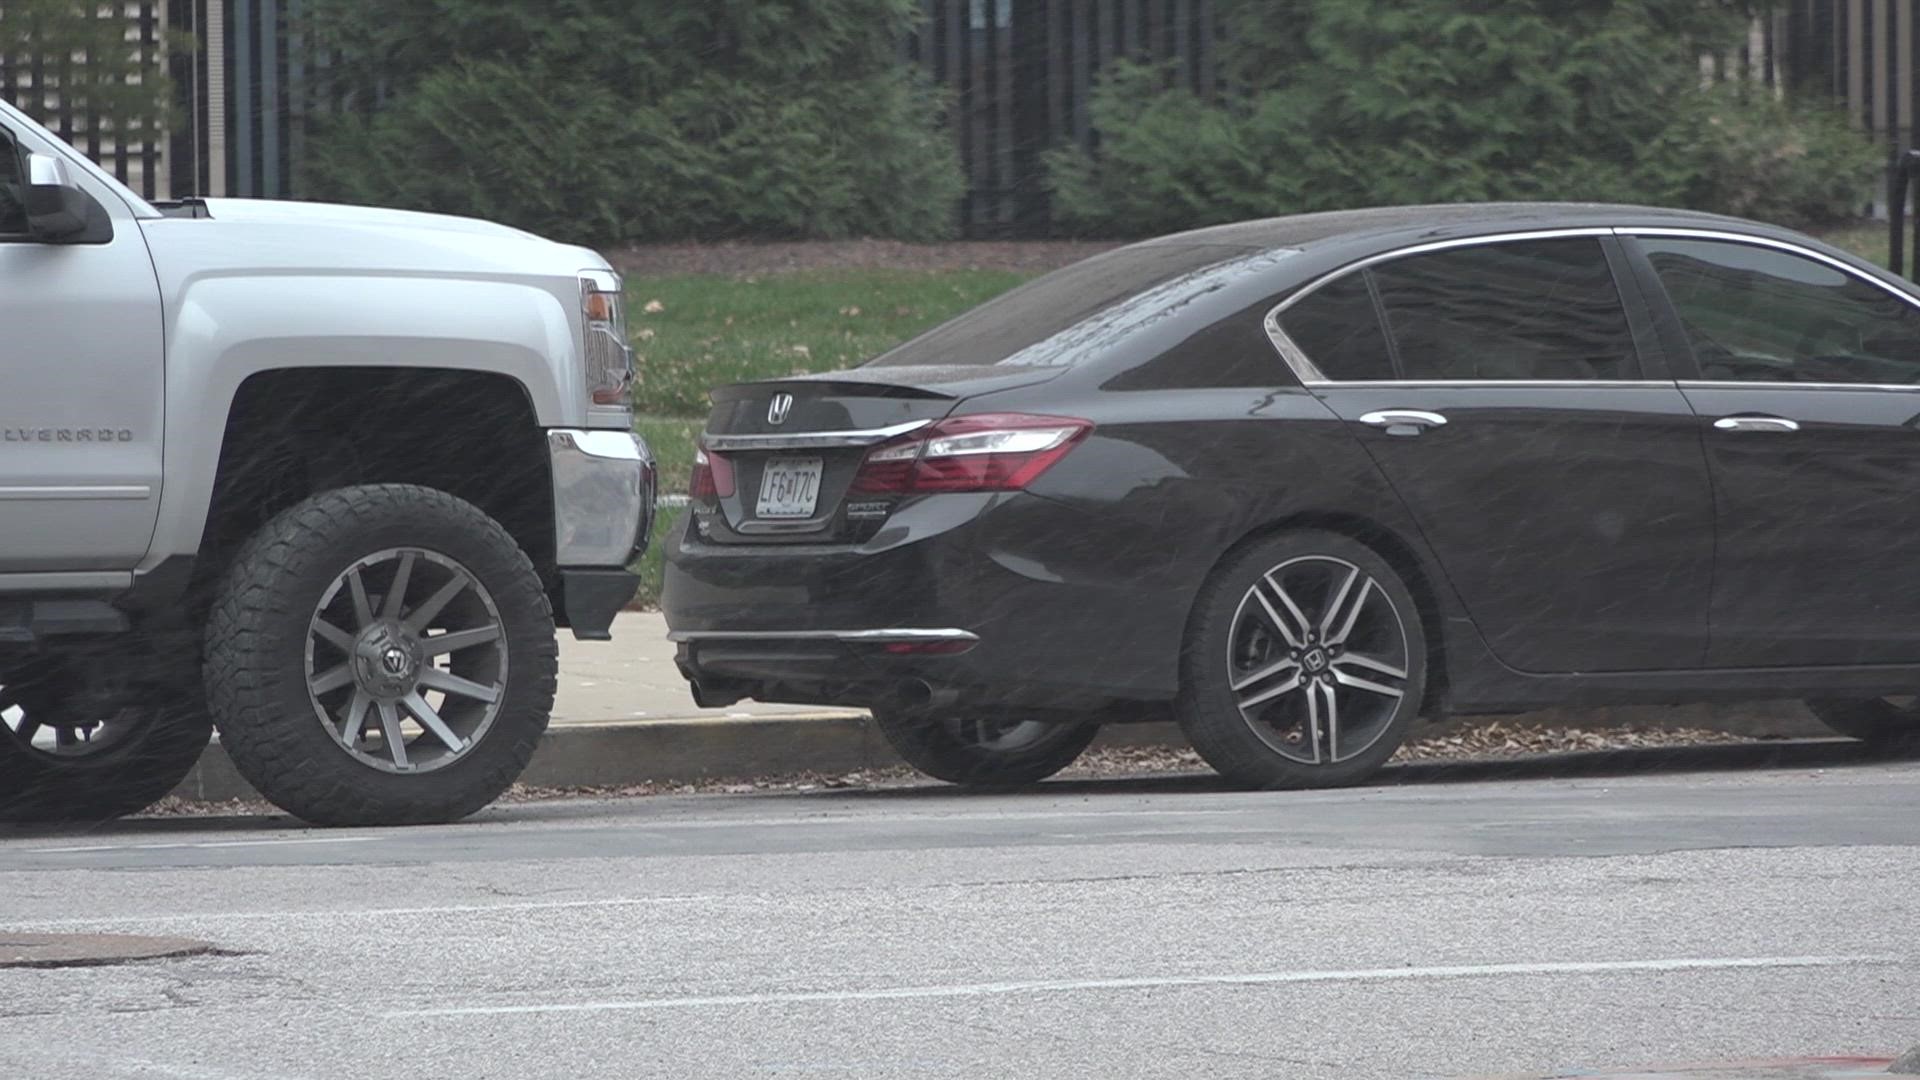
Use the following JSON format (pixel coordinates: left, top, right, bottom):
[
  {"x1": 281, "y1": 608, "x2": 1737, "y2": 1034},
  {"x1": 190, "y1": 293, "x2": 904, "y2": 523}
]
[{"x1": 552, "y1": 611, "x2": 854, "y2": 725}]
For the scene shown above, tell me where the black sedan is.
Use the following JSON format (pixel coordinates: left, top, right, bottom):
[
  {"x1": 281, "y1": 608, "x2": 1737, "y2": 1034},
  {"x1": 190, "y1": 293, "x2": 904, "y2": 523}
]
[{"x1": 662, "y1": 202, "x2": 1920, "y2": 789}]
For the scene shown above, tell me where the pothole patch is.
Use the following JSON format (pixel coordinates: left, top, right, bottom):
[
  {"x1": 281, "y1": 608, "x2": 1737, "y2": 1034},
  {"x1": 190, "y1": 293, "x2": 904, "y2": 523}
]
[{"x1": 0, "y1": 933, "x2": 216, "y2": 969}]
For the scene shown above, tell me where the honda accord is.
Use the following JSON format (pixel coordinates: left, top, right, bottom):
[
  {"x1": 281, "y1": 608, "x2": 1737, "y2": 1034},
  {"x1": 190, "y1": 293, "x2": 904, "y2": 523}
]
[{"x1": 662, "y1": 203, "x2": 1920, "y2": 788}]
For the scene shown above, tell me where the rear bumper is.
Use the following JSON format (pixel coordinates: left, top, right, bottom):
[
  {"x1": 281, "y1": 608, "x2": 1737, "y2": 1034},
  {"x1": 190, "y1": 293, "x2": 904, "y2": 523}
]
[{"x1": 660, "y1": 492, "x2": 1189, "y2": 709}]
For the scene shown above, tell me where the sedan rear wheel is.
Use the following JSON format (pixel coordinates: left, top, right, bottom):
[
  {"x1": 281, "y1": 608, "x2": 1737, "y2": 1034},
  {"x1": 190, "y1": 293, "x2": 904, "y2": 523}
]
[
  {"x1": 1178, "y1": 530, "x2": 1426, "y2": 788},
  {"x1": 1805, "y1": 697, "x2": 1920, "y2": 747},
  {"x1": 872, "y1": 707, "x2": 1099, "y2": 786}
]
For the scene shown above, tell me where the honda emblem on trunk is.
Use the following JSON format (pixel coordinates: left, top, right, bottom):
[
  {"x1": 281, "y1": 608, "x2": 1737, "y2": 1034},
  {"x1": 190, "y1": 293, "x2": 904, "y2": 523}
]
[{"x1": 767, "y1": 393, "x2": 794, "y2": 425}]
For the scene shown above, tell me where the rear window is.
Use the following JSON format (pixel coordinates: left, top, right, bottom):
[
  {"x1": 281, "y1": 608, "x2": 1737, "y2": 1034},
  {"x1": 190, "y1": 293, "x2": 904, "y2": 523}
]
[{"x1": 867, "y1": 243, "x2": 1293, "y2": 368}]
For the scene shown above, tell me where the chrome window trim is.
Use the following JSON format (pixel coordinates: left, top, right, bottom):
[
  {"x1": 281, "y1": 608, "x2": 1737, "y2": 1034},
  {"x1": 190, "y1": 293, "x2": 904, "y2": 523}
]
[
  {"x1": 1262, "y1": 223, "x2": 1920, "y2": 390},
  {"x1": 1289, "y1": 379, "x2": 1674, "y2": 389},
  {"x1": 1677, "y1": 379, "x2": 1920, "y2": 393},
  {"x1": 1262, "y1": 227, "x2": 1619, "y2": 387},
  {"x1": 699, "y1": 419, "x2": 929, "y2": 452},
  {"x1": 1616, "y1": 227, "x2": 1920, "y2": 315}
]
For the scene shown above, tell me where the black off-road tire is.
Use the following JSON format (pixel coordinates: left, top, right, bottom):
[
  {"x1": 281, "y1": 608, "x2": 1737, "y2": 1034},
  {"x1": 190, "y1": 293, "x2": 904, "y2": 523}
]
[
  {"x1": 1177, "y1": 529, "x2": 1427, "y2": 789},
  {"x1": 203, "y1": 484, "x2": 557, "y2": 826},
  {"x1": 1805, "y1": 698, "x2": 1920, "y2": 747},
  {"x1": 872, "y1": 707, "x2": 1099, "y2": 786},
  {"x1": 0, "y1": 691, "x2": 211, "y2": 824}
]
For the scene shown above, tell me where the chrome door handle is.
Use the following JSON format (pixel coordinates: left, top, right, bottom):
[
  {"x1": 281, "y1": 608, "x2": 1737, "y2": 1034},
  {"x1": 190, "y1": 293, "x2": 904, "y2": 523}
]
[
  {"x1": 1712, "y1": 415, "x2": 1800, "y2": 433},
  {"x1": 1359, "y1": 410, "x2": 1447, "y2": 436}
]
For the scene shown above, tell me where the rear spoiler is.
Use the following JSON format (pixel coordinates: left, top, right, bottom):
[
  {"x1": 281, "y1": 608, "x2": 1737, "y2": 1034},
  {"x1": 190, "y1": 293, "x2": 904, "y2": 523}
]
[{"x1": 708, "y1": 378, "x2": 954, "y2": 404}]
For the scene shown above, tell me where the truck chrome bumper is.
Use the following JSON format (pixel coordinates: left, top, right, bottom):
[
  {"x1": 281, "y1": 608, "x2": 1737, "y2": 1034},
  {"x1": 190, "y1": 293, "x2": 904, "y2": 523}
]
[
  {"x1": 547, "y1": 428, "x2": 654, "y2": 568},
  {"x1": 548, "y1": 429, "x2": 653, "y2": 641}
]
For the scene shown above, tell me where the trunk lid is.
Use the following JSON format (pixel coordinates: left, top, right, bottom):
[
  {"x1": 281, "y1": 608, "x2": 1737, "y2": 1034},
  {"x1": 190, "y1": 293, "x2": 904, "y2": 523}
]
[{"x1": 695, "y1": 365, "x2": 1064, "y2": 543}]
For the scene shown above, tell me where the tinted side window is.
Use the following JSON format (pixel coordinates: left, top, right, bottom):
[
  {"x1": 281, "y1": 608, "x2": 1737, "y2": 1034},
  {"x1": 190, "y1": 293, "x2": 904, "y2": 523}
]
[
  {"x1": 1277, "y1": 273, "x2": 1393, "y2": 381},
  {"x1": 1640, "y1": 238, "x2": 1920, "y2": 385},
  {"x1": 1372, "y1": 238, "x2": 1637, "y2": 381},
  {"x1": 0, "y1": 132, "x2": 24, "y2": 235}
]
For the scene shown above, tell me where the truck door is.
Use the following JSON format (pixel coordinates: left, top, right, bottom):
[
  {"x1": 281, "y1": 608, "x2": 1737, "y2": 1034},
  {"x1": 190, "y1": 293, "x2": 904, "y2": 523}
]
[{"x1": 0, "y1": 121, "x2": 166, "y2": 574}]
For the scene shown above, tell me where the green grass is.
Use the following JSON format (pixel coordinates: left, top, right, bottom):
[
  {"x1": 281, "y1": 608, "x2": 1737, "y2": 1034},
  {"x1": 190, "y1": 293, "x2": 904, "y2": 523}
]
[
  {"x1": 623, "y1": 269, "x2": 1032, "y2": 418},
  {"x1": 1813, "y1": 223, "x2": 1887, "y2": 268},
  {"x1": 632, "y1": 508, "x2": 681, "y2": 610},
  {"x1": 636, "y1": 415, "x2": 702, "y2": 496}
]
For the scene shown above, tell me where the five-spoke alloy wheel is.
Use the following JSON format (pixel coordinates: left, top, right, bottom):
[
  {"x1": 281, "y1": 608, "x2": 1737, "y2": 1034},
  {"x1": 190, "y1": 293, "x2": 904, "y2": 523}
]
[
  {"x1": 1178, "y1": 530, "x2": 1426, "y2": 788},
  {"x1": 205, "y1": 484, "x2": 558, "y2": 826}
]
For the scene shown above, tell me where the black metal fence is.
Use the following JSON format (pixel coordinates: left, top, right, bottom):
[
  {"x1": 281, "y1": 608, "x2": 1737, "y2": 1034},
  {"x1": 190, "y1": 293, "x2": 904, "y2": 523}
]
[
  {"x1": 1773, "y1": 0, "x2": 1919, "y2": 160},
  {"x1": 904, "y1": 0, "x2": 1222, "y2": 236},
  {"x1": 0, "y1": 2, "x2": 171, "y2": 200},
  {"x1": 9, "y1": 2, "x2": 1919, "y2": 229}
]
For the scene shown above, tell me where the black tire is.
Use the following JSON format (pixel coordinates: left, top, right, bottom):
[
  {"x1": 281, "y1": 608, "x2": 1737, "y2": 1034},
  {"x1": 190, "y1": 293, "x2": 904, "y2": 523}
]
[
  {"x1": 872, "y1": 707, "x2": 1099, "y2": 786},
  {"x1": 1805, "y1": 697, "x2": 1920, "y2": 746},
  {"x1": 1177, "y1": 529, "x2": 1427, "y2": 789},
  {"x1": 204, "y1": 484, "x2": 558, "y2": 826},
  {"x1": 0, "y1": 668, "x2": 211, "y2": 824}
]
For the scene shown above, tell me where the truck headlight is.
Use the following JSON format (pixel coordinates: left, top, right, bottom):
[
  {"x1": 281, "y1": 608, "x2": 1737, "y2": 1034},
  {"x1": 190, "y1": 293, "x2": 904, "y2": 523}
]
[{"x1": 579, "y1": 270, "x2": 634, "y2": 409}]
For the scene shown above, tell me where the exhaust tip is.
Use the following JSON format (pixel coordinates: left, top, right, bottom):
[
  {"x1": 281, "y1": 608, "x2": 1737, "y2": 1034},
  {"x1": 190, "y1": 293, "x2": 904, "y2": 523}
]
[{"x1": 689, "y1": 681, "x2": 746, "y2": 709}]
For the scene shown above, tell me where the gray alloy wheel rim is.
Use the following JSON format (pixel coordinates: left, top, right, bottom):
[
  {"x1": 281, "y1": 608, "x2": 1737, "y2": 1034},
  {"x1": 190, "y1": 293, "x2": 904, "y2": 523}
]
[
  {"x1": 305, "y1": 547, "x2": 509, "y2": 775},
  {"x1": 1226, "y1": 554, "x2": 1410, "y2": 765},
  {"x1": 0, "y1": 665, "x2": 140, "y2": 760}
]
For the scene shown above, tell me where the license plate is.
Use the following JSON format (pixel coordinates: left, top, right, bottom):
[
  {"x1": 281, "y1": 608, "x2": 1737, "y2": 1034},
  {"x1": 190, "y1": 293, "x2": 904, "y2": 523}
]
[{"x1": 755, "y1": 457, "x2": 823, "y2": 518}]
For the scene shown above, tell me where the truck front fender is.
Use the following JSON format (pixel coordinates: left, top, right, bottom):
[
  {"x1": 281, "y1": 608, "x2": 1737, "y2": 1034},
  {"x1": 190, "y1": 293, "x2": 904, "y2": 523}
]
[{"x1": 143, "y1": 273, "x2": 576, "y2": 567}]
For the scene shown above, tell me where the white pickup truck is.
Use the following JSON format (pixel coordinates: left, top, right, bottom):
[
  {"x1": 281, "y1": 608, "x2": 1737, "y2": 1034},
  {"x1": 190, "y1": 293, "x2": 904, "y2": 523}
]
[{"x1": 0, "y1": 99, "x2": 654, "y2": 826}]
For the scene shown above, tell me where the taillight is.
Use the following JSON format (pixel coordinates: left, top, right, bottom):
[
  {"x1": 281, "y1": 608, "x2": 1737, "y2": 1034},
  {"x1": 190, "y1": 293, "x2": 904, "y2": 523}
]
[
  {"x1": 850, "y1": 413, "x2": 1092, "y2": 495},
  {"x1": 690, "y1": 446, "x2": 735, "y2": 499}
]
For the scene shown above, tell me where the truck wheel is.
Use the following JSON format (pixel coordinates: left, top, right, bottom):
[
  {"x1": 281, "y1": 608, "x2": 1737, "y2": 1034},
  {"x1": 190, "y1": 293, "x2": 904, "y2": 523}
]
[
  {"x1": 0, "y1": 660, "x2": 211, "y2": 823},
  {"x1": 872, "y1": 707, "x2": 1099, "y2": 786},
  {"x1": 204, "y1": 484, "x2": 558, "y2": 826}
]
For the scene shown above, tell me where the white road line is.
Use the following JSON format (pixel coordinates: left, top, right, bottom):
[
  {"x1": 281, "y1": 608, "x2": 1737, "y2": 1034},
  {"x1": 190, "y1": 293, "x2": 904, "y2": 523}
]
[
  {"x1": 383, "y1": 954, "x2": 1890, "y2": 1019},
  {"x1": 11, "y1": 893, "x2": 727, "y2": 929},
  {"x1": 29, "y1": 836, "x2": 378, "y2": 854}
]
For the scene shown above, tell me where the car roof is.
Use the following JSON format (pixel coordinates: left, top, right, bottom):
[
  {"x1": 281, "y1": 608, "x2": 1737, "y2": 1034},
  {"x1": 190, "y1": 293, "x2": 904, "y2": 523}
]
[{"x1": 1137, "y1": 202, "x2": 1790, "y2": 255}]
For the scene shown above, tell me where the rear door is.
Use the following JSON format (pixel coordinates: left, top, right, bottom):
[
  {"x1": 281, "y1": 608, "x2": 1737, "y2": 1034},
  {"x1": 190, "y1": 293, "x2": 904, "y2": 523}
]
[
  {"x1": 1280, "y1": 234, "x2": 1716, "y2": 672},
  {"x1": 1624, "y1": 231, "x2": 1920, "y2": 666}
]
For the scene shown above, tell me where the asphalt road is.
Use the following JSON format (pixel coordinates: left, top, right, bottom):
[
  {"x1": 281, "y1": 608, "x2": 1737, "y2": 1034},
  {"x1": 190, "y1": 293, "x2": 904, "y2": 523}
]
[{"x1": 3, "y1": 744, "x2": 1918, "y2": 1080}]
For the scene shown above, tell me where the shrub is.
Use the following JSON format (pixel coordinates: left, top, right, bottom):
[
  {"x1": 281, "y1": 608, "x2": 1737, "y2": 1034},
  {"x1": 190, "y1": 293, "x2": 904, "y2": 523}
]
[
  {"x1": 1655, "y1": 86, "x2": 1882, "y2": 228},
  {"x1": 1048, "y1": 0, "x2": 1878, "y2": 235},
  {"x1": 299, "y1": 0, "x2": 962, "y2": 245}
]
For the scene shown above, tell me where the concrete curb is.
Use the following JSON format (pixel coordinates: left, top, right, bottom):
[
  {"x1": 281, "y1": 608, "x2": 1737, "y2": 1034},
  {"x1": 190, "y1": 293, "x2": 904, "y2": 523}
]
[{"x1": 169, "y1": 700, "x2": 1834, "y2": 804}]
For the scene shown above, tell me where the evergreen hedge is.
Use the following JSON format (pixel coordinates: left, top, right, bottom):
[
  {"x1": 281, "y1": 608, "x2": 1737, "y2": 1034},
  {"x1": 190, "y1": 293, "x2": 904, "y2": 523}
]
[
  {"x1": 299, "y1": 0, "x2": 963, "y2": 245},
  {"x1": 1048, "y1": 0, "x2": 1882, "y2": 236}
]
